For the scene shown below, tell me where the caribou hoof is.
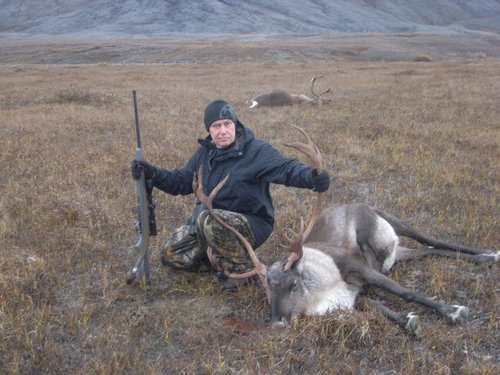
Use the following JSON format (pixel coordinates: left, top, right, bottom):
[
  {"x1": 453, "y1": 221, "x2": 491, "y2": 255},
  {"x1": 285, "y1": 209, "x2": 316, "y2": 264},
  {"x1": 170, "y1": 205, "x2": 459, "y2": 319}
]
[
  {"x1": 446, "y1": 305, "x2": 469, "y2": 324},
  {"x1": 405, "y1": 312, "x2": 421, "y2": 336},
  {"x1": 473, "y1": 252, "x2": 499, "y2": 263},
  {"x1": 270, "y1": 319, "x2": 288, "y2": 330},
  {"x1": 270, "y1": 315, "x2": 297, "y2": 330},
  {"x1": 487, "y1": 252, "x2": 499, "y2": 262}
]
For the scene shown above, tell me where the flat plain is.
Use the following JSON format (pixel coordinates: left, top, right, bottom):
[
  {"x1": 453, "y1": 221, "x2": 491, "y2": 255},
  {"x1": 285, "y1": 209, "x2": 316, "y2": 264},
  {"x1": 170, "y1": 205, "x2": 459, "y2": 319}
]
[{"x1": 0, "y1": 35, "x2": 499, "y2": 374}]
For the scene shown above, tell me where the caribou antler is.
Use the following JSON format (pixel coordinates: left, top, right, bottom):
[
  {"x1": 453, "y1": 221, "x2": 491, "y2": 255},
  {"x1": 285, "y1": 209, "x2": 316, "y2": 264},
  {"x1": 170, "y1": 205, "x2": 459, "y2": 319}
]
[
  {"x1": 282, "y1": 125, "x2": 325, "y2": 268},
  {"x1": 282, "y1": 218, "x2": 305, "y2": 271},
  {"x1": 310, "y1": 76, "x2": 332, "y2": 104},
  {"x1": 193, "y1": 167, "x2": 271, "y2": 303}
]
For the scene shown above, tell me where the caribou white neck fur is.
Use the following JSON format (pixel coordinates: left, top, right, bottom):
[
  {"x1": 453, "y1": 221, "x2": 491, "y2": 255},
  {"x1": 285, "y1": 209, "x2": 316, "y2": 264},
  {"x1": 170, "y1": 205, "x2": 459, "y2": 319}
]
[
  {"x1": 248, "y1": 100, "x2": 258, "y2": 108},
  {"x1": 299, "y1": 246, "x2": 359, "y2": 314}
]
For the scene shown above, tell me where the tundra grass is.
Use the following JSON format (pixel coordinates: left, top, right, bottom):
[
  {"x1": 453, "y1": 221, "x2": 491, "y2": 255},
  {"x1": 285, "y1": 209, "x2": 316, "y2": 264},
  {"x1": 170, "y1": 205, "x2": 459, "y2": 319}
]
[{"x1": 0, "y1": 59, "x2": 498, "y2": 374}]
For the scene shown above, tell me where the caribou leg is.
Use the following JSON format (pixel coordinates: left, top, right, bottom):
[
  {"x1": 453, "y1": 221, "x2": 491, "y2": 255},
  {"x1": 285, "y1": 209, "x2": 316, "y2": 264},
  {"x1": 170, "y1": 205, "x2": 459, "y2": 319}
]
[
  {"x1": 357, "y1": 264, "x2": 469, "y2": 324},
  {"x1": 373, "y1": 208, "x2": 496, "y2": 256},
  {"x1": 358, "y1": 296, "x2": 421, "y2": 336},
  {"x1": 395, "y1": 246, "x2": 499, "y2": 264}
]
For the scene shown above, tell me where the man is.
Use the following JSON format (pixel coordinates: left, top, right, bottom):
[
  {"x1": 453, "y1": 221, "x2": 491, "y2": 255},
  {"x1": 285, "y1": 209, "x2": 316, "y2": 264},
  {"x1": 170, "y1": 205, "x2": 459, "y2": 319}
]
[{"x1": 131, "y1": 99, "x2": 330, "y2": 289}]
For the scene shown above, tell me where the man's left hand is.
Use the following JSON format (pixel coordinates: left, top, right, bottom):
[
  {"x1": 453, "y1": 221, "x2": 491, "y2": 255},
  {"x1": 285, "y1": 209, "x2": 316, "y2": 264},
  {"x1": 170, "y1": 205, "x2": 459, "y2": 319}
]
[{"x1": 311, "y1": 169, "x2": 330, "y2": 192}]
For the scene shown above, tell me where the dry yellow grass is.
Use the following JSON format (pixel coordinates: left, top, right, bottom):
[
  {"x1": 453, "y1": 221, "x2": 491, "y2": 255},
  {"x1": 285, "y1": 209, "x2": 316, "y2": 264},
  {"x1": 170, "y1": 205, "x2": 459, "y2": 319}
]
[{"x1": 0, "y1": 57, "x2": 499, "y2": 374}]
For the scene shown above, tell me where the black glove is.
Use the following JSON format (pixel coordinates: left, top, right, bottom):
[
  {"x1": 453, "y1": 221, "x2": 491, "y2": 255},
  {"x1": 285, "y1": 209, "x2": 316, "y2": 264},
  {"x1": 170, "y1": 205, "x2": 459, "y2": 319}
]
[
  {"x1": 131, "y1": 159, "x2": 157, "y2": 180},
  {"x1": 311, "y1": 169, "x2": 330, "y2": 192}
]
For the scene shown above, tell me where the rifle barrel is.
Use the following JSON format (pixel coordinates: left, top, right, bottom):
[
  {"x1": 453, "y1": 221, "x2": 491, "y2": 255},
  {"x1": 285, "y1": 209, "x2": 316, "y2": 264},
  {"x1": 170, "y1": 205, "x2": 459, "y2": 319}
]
[{"x1": 133, "y1": 90, "x2": 142, "y2": 149}]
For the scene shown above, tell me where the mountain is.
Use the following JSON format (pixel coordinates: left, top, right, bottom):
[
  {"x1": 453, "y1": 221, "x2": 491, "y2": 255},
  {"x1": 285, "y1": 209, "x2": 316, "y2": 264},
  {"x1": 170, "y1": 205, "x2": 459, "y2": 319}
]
[{"x1": 0, "y1": 0, "x2": 499, "y2": 40}]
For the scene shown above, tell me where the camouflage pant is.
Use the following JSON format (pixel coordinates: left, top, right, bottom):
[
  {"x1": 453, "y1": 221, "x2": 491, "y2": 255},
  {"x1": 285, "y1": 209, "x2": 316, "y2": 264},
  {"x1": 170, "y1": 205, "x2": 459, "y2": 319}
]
[{"x1": 160, "y1": 209, "x2": 257, "y2": 274}]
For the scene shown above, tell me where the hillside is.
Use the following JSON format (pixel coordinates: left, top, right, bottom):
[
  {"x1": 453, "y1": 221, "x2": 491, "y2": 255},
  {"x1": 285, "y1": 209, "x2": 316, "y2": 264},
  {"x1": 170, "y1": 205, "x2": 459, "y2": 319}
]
[{"x1": 0, "y1": 0, "x2": 499, "y2": 40}]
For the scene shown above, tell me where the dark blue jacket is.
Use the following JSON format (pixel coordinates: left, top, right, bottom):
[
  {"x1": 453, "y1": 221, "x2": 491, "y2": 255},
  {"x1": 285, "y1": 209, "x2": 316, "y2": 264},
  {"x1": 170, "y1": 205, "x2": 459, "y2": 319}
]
[{"x1": 152, "y1": 122, "x2": 316, "y2": 248}]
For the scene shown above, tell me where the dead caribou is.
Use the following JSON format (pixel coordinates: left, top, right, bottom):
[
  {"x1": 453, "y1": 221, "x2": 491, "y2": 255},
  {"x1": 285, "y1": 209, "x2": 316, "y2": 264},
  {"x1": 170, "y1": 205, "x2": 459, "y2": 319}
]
[
  {"x1": 247, "y1": 76, "x2": 332, "y2": 108},
  {"x1": 194, "y1": 126, "x2": 498, "y2": 335}
]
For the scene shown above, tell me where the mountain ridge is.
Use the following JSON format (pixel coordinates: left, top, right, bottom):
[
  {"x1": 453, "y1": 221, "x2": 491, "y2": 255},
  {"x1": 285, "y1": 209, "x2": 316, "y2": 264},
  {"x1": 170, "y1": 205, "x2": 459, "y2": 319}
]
[{"x1": 1, "y1": 0, "x2": 499, "y2": 40}]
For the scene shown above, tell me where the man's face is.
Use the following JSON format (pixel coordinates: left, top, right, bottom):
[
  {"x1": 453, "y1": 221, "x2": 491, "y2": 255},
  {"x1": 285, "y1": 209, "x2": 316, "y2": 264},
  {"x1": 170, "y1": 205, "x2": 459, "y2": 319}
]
[{"x1": 209, "y1": 119, "x2": 236, "y2": 148}]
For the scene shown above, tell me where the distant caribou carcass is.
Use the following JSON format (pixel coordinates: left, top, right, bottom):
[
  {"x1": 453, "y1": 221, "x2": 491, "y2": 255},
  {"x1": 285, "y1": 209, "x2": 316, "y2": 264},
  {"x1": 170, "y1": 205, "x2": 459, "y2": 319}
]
[{"x1": 247, "y1": 76, "x2": 332, "y2": 108}]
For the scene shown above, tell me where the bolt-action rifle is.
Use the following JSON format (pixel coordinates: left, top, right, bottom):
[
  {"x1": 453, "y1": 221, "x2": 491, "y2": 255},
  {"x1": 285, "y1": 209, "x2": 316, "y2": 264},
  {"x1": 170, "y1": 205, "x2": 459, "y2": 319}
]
[{"x1": 126, "y1": 90, "x2": 157, "y2": 285}]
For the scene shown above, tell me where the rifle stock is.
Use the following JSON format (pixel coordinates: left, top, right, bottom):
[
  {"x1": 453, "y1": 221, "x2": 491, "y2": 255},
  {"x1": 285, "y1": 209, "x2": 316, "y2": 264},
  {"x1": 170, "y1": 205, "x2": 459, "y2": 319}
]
[{"x1": 127, "y1": 90, "x2": 155, "y2": 285}]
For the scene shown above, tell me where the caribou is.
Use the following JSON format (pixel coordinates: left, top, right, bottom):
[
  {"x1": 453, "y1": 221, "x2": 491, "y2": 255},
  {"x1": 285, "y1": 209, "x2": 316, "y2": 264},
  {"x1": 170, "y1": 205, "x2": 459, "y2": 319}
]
[
  {"x1": 193, "y1": 126, "x2": 498, "y2": 335},
  {"x1": 246, "y1": 76, "x2": 332, "y2": 108}
]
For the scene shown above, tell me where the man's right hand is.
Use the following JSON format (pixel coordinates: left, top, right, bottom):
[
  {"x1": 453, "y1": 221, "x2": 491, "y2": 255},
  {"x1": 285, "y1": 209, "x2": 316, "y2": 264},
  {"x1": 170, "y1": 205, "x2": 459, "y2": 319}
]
[{"x1": 131, "y1": 160, "x2": 157, "y2": 180}]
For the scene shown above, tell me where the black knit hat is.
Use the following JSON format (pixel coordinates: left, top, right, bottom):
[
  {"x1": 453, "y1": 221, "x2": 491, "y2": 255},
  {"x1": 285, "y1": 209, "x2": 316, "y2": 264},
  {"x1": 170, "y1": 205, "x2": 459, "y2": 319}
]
[{"x1": 203, "y1": 100, "x2": 237, "y2": 131}]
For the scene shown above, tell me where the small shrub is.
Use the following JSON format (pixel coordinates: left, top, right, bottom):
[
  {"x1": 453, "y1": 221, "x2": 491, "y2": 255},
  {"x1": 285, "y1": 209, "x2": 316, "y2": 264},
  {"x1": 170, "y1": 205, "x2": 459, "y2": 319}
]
[{"x1": 412, "y1": 54, "x2": 433, "y2": 62}]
